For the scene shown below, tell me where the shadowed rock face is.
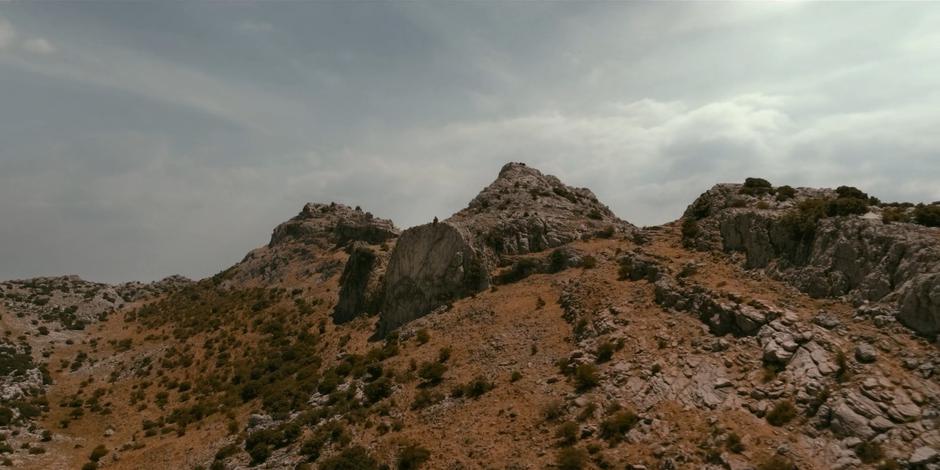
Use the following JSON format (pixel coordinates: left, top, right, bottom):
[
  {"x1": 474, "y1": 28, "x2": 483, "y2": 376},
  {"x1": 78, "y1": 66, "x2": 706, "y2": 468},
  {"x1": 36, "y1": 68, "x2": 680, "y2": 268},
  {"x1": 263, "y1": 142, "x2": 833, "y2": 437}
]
[
  {"x1": 376, "y1": 222, "x2": 487, "y2": 336},
  {"x1": 332, "y1": 242, "x2": 385, "y2": 324},
  {"x1": 685, "y1": 183, "x2": 940, "y2": 336}
]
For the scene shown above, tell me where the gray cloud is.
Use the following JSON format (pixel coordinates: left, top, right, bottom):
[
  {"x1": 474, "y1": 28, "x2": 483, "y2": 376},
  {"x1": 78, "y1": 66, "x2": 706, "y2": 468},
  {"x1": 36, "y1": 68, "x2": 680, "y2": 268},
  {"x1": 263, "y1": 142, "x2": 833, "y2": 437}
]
[{"x1": 0, "y1": 3, "x2": 938, "y2": 282}]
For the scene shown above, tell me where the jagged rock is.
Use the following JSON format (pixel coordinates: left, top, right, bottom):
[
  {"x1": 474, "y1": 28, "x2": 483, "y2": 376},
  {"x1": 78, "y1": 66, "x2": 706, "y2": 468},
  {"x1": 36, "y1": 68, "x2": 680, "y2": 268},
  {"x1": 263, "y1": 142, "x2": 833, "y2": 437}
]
[
  {"x1": 911, "y1": 446, "x2": 939, "y2": 466},
  {"x1": 375, "y1": 163, "x2": 635, "y2": 336},
  {"x1": 830, "y1": 401, "x2": 876, "y2": 439},
  {"x1": 377, "y1": 222, "x2": 488, "y2": 336},
  {"x1": 618, "y1": 252, "x2": 667, "y2": 282},
  {"x1": 333, "y1": 242, "x2": 387, "y2": 323},
  {"x1": 685, "y1": 183, "x2": 940, "y2": 337}
]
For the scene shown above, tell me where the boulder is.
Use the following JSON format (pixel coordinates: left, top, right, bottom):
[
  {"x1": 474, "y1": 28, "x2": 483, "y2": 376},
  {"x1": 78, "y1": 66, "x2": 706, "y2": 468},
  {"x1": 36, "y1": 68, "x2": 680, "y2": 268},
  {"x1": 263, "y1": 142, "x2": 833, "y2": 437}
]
[{"x1": 376, "y1": 222, "x2": 488, "y2": 337}]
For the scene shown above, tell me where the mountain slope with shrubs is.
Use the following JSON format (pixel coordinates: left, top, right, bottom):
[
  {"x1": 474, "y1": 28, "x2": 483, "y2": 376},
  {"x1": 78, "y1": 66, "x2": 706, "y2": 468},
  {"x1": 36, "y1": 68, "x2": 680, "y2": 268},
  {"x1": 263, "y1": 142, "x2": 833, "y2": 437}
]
[{"x1": 0, "y1": 165, "x2": 938, "y2": 470}]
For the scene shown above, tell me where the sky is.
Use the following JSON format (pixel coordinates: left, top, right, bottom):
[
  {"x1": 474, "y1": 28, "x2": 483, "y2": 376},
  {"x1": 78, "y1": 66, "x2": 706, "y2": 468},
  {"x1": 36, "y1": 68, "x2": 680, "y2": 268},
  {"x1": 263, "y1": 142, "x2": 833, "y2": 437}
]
[{"x1": 1, "y1": 2, "x2": 939, "y2": 283}]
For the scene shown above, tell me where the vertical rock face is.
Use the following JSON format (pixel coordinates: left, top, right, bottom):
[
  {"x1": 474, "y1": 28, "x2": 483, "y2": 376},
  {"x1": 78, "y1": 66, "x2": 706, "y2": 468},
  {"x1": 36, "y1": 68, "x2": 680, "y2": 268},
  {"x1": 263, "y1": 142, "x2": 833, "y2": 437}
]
[
  {"x1": 684, "y1": 183, "x2": 940, "y2": 336},
  {"x1": 375, "y1": 162, "x2": 636, "y2": 337},
  {"x1": 332, "y1": 242, "x2": 386, "y2": 324},
  {"x1": 376, "y1": 222, "x2": 487, "y2": 336}
]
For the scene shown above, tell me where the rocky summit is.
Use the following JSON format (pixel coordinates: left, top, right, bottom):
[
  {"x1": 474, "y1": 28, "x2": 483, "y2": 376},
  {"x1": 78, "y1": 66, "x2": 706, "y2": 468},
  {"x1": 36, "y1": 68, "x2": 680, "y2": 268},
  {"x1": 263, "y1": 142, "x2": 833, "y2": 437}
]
[{"x1": 1, "y1": 167, "x2": 939, "y2": 470}]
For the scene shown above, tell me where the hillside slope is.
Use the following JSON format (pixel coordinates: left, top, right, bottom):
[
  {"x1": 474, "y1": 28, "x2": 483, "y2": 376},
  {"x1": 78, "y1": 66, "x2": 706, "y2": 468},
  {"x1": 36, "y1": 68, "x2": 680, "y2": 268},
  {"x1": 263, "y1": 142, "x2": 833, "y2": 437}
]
[{"x1": 0, "y1": 168, "x2": 938, "y2": 470}]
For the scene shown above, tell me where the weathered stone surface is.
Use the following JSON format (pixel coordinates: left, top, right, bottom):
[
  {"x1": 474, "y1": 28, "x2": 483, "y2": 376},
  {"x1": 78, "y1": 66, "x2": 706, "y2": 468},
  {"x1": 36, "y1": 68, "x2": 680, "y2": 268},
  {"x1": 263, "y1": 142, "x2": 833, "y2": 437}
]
[
  {"x1": 684, "y1": 183, "x2": 940, "y2": 336},
  {"x1": 376, "y1": 222, "x2": 488, "y2": 336},
  {"x1": 911, "y1": 446, "x2": 939, "y2": 466},
  {"x1": 855, "y1": 343, "x2": 878, "y2": 363}
]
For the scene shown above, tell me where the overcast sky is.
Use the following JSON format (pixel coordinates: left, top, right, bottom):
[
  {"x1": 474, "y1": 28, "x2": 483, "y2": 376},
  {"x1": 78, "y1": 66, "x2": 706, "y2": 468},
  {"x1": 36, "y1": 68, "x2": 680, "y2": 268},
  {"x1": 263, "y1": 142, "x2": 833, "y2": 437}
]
[{"x1": 1, "y1": 2, "x2": 939, "y2": 283}]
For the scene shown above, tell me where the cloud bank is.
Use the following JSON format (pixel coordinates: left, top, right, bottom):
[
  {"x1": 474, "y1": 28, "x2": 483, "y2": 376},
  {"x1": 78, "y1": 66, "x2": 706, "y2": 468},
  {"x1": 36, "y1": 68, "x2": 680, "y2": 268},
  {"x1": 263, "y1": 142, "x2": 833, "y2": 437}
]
[{"x1": 0, "y1": 3, "x2": 938, "y2": 282}]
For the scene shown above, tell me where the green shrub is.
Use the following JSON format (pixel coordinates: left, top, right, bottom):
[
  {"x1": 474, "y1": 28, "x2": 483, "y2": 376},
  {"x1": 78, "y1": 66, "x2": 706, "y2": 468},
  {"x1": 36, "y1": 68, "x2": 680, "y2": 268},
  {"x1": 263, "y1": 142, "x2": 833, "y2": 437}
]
[
  {"x1": 542, "y1": 400, "x2": 565, "y2": 422},
  {"x1": 775, "y1": 185, "x2": 796, "y2": 201},
  {"x1": 914, "y1": 204, "x2": 940, "y2": 227},
  {"x1": 599, "y1": 410, "x2": 639, "y2": 444},
  {"x1": 827, "y1": 197, "x2": 868, "y2": 216},
  {"x1": 451, "y1": 376, "x2": 493, "y2": 399},
  {"x1": 780, "y1": 198, "x2": 828, "y2": 240},
  {"x1": 495, "y1": 258, "x2": 542, "y2": 284},
  {"x1": 415, "y1": 329, "x2": 430, "y2": 345},
  {"x1": 555, "y1": 421, "x2": 579, "y2": 446},
  {"x1": 417, "y1": 362, "x2": 446, "y2": 386},
  {"x1": 594, "y1": 341, "x2": 615, "y2": 364},
  {"x1": 573, "y1": 364, "x2": 599, "y2": 392},
  {"x1": 318, "y1": 446, "x2": 379, "y2": 470},
  {"x1": 882, "y1": 206, "x2": 911, "y2": 224},
  {"x1": 410, "y1": 390, "x2": 442, "y2": 410},
  {"x1": 725, "y1": 432, "x2": 744, "y2": 453},
  {"x1": 364, "y1": 377, "x2": 393, "y2": 403},
  {"x1": 510, "y1": 371, "x2": 523, "y2": 382},
  {"x1": 835, "y1": 185, "x2": 868, "y2": 200},
  {"x1": 740, "y1": 178, "x2": 773, "y2": 196},
  {"x1": 556, "y1": 447, "x2": 588, "y2": 470},
  {"x1": 681, "y1": 218, "x2": 701, "y2": 241},
  {"x1": 396, "y1": 443, "x2": 431, "y2": 470},
  {"x1": 766, "y1": 401, "x2": 797, "y2": 426}
]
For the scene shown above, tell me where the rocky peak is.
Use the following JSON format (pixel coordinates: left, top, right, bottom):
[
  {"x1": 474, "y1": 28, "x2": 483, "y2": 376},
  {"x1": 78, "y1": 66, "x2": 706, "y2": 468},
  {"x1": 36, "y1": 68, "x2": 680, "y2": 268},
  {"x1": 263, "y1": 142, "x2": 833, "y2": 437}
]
[
  {"x1": 375, "y1": 163, "x2": 635, "y2": 337},
  {"x1": 682, "y1": 178, "x2": 940, "y2": 338},
  {"x1": 269, "y1": 202, "x2": 399, "y2": 247},
  {"x1": 450, "y1": 162, "x2": 632, "y2": 258}
]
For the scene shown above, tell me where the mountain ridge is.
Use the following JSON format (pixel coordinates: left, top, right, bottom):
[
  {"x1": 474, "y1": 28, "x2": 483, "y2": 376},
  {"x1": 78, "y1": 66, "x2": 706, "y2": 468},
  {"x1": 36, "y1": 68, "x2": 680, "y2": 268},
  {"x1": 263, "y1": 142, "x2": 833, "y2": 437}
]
[{"x1": 0, "y1": 165, "x2": 938, "y2": 470}]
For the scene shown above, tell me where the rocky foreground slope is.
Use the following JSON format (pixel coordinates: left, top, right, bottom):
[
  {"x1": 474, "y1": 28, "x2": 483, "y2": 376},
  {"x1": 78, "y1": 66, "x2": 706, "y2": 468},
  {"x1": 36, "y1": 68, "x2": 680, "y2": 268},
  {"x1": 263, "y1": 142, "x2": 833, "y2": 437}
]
[{"x1": 0, "y1": 166, "x2": 938, "y2": 470}]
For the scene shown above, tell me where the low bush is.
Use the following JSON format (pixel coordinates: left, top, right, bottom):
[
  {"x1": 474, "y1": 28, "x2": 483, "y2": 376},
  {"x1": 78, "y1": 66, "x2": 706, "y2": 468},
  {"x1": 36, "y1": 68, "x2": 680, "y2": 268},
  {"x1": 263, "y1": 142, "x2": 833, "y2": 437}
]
[
  {"x1": 555, "y1": 421, "x2": 579, "y2": 446},
  {"x1": 319, "y1": 446, "x2": 380, "y2": 470},
  {"x1": 594, "y1": 341, "x2": 615, "y2": 364},
  {"x1": 573, "y1": 364, "x2": 599, "y2": 392},
  {"x1": 914, "y1": 203, "x2": 940, "y2": 227},
  {"x1": 599, "y1": 409, "x2": 639, "y2": 444},
  {"x1": 556, "y1": 447, "x2": 589, "y2": 470},
  {"x1": 396, "y1": 443, "x2": 431, "y2": 470},
  {"x1": 775, "y1": 185, "x2": 796, "y2": 201},
  {"x1": 740, "y1": 177, "x2": 773, "y2": 196},
  {"x1": 766, "y1": 401, "x2": 797, "y2": 426}
]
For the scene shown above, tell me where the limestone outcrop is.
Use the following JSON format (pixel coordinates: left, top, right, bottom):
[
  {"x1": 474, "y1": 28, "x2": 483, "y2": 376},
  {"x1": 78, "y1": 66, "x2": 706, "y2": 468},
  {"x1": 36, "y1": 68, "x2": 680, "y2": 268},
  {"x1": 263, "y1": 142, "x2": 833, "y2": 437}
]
[
  {"x1": 229, "y1": 202, "x2": 399, "y2": 288},
  {"x1": 683, "y1": 183, "x2": 940, "y2": 337},
  {"x1": 375, "y1": 163, "x2": 636, "y2": 337}
]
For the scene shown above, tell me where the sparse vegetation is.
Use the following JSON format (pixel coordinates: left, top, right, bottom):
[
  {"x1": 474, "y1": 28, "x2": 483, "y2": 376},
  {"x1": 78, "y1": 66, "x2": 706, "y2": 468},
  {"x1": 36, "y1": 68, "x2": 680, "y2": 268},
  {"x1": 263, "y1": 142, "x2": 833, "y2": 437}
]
[
  {"x1": 914, "y1": 203, "x2": 940, "y2": 227},
  {"x1": 396, "y1": 443, "x2": 431, "y2": 470},
  {"x1": 599, "y1": 409, "x2": 639, "y2": 444},
  {"x1": 556, "y1": 447, "x2": 589, "y2": 470},
  {"x1": 573, "y1": 364, "x2": 600, "y2": 392},
  {"x1": 766, "y1": 400, "x2": 797, "y2": 426},
  {"x1": 740, "y1": 177, "x2": 773, "y2": 196},
  {"x1": 756, "y1": 455, "x2": 796, "y2": 470}
]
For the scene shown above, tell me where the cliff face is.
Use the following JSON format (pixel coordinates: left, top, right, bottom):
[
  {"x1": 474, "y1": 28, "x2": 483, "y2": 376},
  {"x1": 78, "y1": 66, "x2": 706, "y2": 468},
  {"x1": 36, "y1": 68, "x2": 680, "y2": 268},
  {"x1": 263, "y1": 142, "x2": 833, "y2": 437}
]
[
  {"x1": 375, "y1": 162, "x2": 635, "y2": 337},
  {"x1": 684, "y1": 183, "x2": 940, "y2": 336}
]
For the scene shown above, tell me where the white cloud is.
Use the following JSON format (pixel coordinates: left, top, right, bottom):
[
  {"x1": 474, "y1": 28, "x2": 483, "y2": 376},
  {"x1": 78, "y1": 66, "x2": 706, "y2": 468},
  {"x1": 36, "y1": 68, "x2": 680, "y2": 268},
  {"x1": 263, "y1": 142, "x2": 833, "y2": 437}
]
[
  {"x1": 22, "y1": 37, "x2": 55, "y2": 54},
  {"x1": 0, "y1": 16, "x2": 14, "y2": 49}
]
